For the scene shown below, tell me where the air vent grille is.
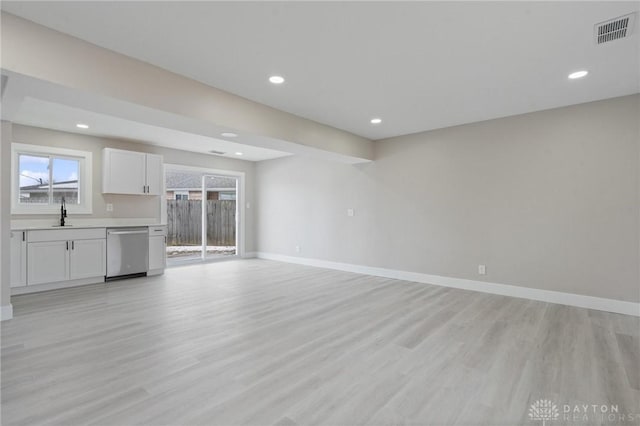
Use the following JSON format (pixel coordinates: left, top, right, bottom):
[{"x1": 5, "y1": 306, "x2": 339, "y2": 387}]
[
  {"x1": 595, "y1": 13, "x2": 635, "y2": 44},
  {"x1": 208, "y1": 150, "x2": 226, "y2": 155}
]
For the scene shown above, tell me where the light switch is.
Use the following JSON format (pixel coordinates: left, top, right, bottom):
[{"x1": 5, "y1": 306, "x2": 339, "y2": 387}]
[
  {"x1": 347, "y1": 208, "x2": 354, "y2": 217},
  {"x1": 478, "y1": 265, "x2": 486, "y2": 275},
  {"x1": 106, "y1": 203, "x2": 114, "y2": 212}
]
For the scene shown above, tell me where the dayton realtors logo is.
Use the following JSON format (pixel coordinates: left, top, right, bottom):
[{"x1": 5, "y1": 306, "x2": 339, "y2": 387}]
[
  {"x1": 529, "y1": 399, "x2": 560, "y2": 426},
  {"x1": 529, "y1": 399, "x2": 639, "y2": 425},
  {"x1": 562, "y1": 403, "x2": 638, "y2": 424}
]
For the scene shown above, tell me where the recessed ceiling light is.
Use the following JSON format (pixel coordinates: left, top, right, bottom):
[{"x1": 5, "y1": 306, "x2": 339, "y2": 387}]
[
  {"x1": 269, "y1": 75, "x2": 285, "y2": 84},
  {"x1": 235, "y1": 152, "x2": 243, "y2": 156},
  {"x1": 370, "y1": 118, "x2": 382, "y2": 125},
  {"x1": 76, "y1": 123, "x2": 89, "y2": 129},
  {"x1": 568, "y1": 70, "x2": 588, "y2": 79},
  {"x1": 221, "y1": 132, "x2": 238, "y2": 138}
]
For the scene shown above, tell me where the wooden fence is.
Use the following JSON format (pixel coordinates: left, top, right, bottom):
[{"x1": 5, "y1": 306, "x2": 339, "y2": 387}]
[{"x1": 166, "y1": 200, "x2": 236, "y2": 246}]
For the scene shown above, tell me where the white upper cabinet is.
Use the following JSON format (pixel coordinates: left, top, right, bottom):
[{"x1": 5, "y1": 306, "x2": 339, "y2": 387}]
[
  {"x1": 145, "y1": 153, "x2": 163, "y2": 195},
  {"x1": 102, "y1": 148, "x2": 163, "y2": 195},
  {"x1": 103, "y1": 149, "x2": 146, "y2": 195}
]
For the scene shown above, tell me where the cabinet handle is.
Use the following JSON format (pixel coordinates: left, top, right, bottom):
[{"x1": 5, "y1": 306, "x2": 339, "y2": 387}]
[
  {"x1": 72, "y1": 241, "x2": 75, "y2": 250},
  {"x1": 66, "y1": 241, "x2": 69, "y2": 251},
  {"x1": 22, "y1": 231, "x2": 25, "y2": 241}
]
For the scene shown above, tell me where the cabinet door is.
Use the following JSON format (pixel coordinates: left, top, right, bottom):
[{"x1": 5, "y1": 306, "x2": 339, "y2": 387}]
[
  {"x1": 70, "y1": 239, "x2": 106, "y2": 280},
  {"x1": 148, "y1": 235, "x2": 166, "y2": 271},
  {"x1": 103, "y1": 149, "x2": 147, "y2": 195},
  {"x1": 27, "y1": 241, "x2": 69, "y2": 285},
  {"x1": 10, "y1": 231, "x2": 27, "y2": 287},
  {"x1": 145, "y1": 154, "x2": 163, "y2": 195}
]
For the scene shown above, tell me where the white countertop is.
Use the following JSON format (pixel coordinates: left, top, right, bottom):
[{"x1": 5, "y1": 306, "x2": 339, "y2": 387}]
[{"x1": 11, "y1": 218, "x2": 165, "y2": 231}]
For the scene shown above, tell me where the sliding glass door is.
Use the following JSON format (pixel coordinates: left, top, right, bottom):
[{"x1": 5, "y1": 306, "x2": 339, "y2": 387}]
[
  {"x1": 165, "y1": 168, "x2": 238, "y2": 265},
  {"x1": 204, "y1": 175, "x2": 237, "y2": 260}
]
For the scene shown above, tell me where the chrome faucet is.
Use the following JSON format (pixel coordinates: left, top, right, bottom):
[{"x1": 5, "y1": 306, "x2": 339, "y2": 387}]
[{"x1": 60, "y1": 196, "x2": 67, "y2": 226}]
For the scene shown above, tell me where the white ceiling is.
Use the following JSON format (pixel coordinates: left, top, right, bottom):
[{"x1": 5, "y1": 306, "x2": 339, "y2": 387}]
[
  {"x1": 2, "y1": 1, "x2": 639, "y2": 140},
  {"x1": 12, "y1": 97, "x2": 292, "y2": 162}
]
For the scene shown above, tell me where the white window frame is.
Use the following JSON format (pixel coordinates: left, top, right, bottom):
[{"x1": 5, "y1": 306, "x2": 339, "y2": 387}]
[{"x1": 11, "y1": 143, "x2": 93, "y2": 214}]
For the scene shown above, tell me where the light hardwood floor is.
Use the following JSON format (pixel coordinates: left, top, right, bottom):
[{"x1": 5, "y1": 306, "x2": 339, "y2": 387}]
[{"x1": 2, "y1": 259, "x2": 639, "y2": 426}]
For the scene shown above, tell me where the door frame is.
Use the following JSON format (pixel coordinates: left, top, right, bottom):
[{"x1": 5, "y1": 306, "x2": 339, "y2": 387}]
[{"x1": 163, "y1": 164, "x2": 245, "y2": 260}]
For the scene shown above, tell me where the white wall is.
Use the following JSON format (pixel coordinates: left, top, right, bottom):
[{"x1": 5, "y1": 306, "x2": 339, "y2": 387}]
[
  {"x1": 1, "y1": 122, "x2": 13, "y2": 318},
  {"x1": 10, "y1": 124, "x2": 257, "y2": 252},
  {"x1": 256, "y1": 95, "x2": 640, "y2": 303}
]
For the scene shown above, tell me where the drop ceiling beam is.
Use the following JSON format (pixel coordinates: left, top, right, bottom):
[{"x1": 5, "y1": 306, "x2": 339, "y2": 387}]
[{"x1": 0, "y1": 12, "x2": 373, "y2": 163}]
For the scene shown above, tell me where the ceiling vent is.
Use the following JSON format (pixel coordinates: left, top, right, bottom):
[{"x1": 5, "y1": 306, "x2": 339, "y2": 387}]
[
  {"x1": 595, "y1": 13, "x2": 635, "y2": 44},
  {"x1": 208, "y1": 150, "x2": 226, "y2": 155}
]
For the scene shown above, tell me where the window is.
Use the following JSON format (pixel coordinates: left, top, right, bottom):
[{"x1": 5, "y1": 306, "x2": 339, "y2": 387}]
[
  {"x1": 12, "y1": 144, "x2": 92, "y2": 214},
  {"x1": 218, "y1": 192, "x2": 236, "y2": 201},
  {"x1": 175, "y1": 191, "x2": 189, "y2": 200}
]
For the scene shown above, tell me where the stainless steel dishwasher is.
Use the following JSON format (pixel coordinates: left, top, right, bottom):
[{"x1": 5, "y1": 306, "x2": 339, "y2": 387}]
[{"x1": 106, "y1": 227, "x2": 149, "y2": 280}]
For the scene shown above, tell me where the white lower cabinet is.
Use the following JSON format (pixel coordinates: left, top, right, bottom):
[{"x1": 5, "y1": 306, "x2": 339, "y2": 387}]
[
  {"x1": 148, "y1": 226, "x2": 167, "y2": 275},
  {"x1": 148, "y1": 236, "x2": 166, "y2": 271},
  {"x1": 70, "y1": 239, "x2": 106, "y2": 280},
  {"x1": 27, "y1": 241, "x2": 70, "y2": 285},
  {"x1": 25, "y1": 228, "x2": 107, "y2": 288},
  {"x1": 10, "y1": 230, "x2": 27, "y2": 288}
]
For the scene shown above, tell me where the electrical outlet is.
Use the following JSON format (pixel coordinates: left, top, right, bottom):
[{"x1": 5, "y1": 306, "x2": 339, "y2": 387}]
[
  {"x1": 295, "y1": 245, "x2": 301, "y2": 253},
  {"x1": 347, "y1": 208, "x2": 354, "y2": 217},
  {"x1": 106, "y1": 203, "x2": 114, "y2": 212},
  {"x1": 478, "y1": 264, "x2": 486, "y2": 275}
]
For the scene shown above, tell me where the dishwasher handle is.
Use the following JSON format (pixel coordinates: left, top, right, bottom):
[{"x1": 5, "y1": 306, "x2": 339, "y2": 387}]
[{"x1": 107, "y1": 230, "x2": 149, "y2": 235}]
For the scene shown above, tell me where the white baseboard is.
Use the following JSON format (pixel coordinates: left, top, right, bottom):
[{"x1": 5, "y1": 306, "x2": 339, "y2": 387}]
[
  {"x1": 11, "y1": 276, "x2": 105, "y2": 295},
  {"x1": 1, "y1": 304, "x2": 13, "y2": 321},
  {"x1": 147, "y1": 268, "x2": 165, "y2": 277},
  {"x1": 255, "y1": 252, "x2": 640, "y2": 317},
  {"x1": 243, "y1": 251, "x2": 257, "y2": 259}
]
